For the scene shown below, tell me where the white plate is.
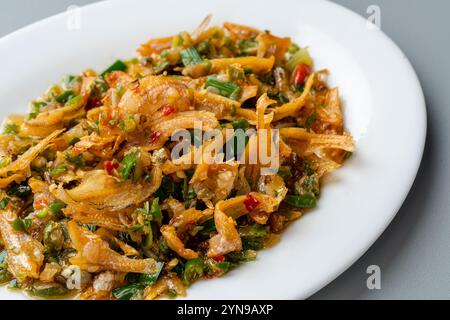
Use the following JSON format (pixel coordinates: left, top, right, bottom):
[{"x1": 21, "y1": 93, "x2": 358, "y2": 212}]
[{"x1": 0, "y1": 0, "x2": 426, "y2": 299}]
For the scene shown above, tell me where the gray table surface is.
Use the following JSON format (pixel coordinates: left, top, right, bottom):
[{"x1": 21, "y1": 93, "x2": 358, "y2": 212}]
[{"x1": 0, "y1": 0, "x2": 448, "y2": 300}]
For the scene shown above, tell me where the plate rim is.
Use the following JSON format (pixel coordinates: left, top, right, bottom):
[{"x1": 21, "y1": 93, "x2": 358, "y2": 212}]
[{"x1": 0, "y1": 0, "x2": 427, "y2": 300}]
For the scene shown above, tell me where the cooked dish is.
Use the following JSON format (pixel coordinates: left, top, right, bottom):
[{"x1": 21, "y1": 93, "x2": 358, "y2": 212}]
[{"x1": 0, "y1": 17, "x2": 354, "y2": 299}]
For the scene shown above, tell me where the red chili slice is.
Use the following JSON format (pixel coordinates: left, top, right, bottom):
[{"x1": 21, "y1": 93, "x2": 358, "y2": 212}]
[
  {"x1": 292, "y1": 63, "x2": 311, "y2": 86},
  {"x1": 162, "y1": 105, "x2": 175, "y2": 116},
  {"x1": 212, "y1": 255, "x2": 225, "y2": 262},
  {"x1": 104, "y1": 160, "x2": 119, "y2": 175},
  {"x1": 150, "y1": 131, "x2": 162, "y2": 144},
  {"x1": 244, "y1": 194, "x2": 260, "y2": 212}
]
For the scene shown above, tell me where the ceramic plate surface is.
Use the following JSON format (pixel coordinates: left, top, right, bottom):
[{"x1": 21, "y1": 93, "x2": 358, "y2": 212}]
[{"x1": 0, "y1": 0, "x2": 426, "y2": 299}]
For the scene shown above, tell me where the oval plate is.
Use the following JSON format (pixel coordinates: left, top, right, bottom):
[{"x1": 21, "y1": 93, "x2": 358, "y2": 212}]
[{"x1": 0, "y1": 0, "x2": 426, "y2": 299}]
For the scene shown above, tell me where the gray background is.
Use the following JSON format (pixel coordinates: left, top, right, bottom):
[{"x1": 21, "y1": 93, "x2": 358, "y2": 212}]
[{"x1": 0, "y1": 0, "x2": 448, "y2": 299}]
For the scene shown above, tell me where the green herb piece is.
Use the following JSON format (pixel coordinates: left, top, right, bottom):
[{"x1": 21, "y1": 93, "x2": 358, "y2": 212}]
[
  {"x1": 119, "y1": 149, "x2": 139, "y2": 180},
  {"x1": 112, "y1": 283, "x2": 143, "y2": 300},
  {"x1": 238, "y1": 40, "x2": 258, "y2": 55},
  {"x1": 55, "y1": 90, "x2": 74, "y2": 103},
  {"x1": 49, "y1": 201, "x2": 66, "y2": 219},
  {"x1": 0, "y1": 269, "x2": 13, "y2": 285},
  {"x1": 30, "y1": 283, "x2": 69, "y2": 297},
  {"x1": 230, "y1": 119, "x2": 250, "y2": 159},
  {"x1": 138, "y1": 262, "x2": 164, "y2": 286},
  {"x1": 62, "y1": 75, "x2": 81, "y2": 89},
  {"x1": 286, "y1": 47, "x2": 313, "y2": 71},
  {"x1": 64, "y1": 152, "x2": 84, "y2": 167},
  {"x1": 284, "y1": 194, "x2": 317, "y2": 209},
  {"x1": 12, "y1": 217, "x2": 32, "y2": 231},
  {"x1": 100, "y1": 60, "x2": 127, "y2": 77},
  {"x1": 172, "y1": 34, "x2": 183, "y2": 47},
  {"x1": 305, "y1": 112, "x2": 318, "y2": 130},
  {"x1": 0, "y1": 156, "x2": 11, "y2": 168},
  {"x1": 29, "y1": 101, "x2": 46, "y2": 119},
  {"x1": 244, "y1": 67, "x2": 253, "y2": 74},
  {"x1": 0, "y1": 250, "x2": 7, "y2": 264},
  {"x1": 182, "y1": 179, "x2": 196, "y2": 203},
  {"x1": 0, "y1": 197, "x2": 10, "y2": 209},
  {"x1": 198, "y1": 219, "x2": 216, "y2": 238},
  {"x1": 50, "y1": 164, "x2": 68, "y2": 177},
  {"x1": 205, "y1": 77, "x2": 241, "y2": 100},
  {"x1": 227, "y1": 65, "x2": 245, "y2": 81},
  {"x1": 68, "y1": 137, "x2": 81, "y2": 146},
  {"x1": 36, "y1": 208, "x2": 49, "y2": 219},
  {"x1": 216, "y1": 261, "x2": 231, "y2": 271},
  {"x1": 150, "y1": 198, "x2": 162, "y2": 223},
  {"x1": 65, "y1": 95, "x2": 83, "y2": 108},
  {"x1": 129, "y1": 224, "x2": 143, "y2": 232},
  {"x1": 278, "y1": 93, "x2": 289, "y2": 103},
  {"x1": 278, "y1": 166, "x2": 293, "y2": 180},
  {"x1": 239, "y1": 224, "x2": 269, "y2": 239},
  {"x1": 153, "y1": 60, "x2": 169, "y2": 74},
  {"x1": 3, "y1": 123, "x2": 19, "y2": 134},
  {"x1": 239, "y1": 224, "x2": 269, "y2": 250},
  {"x1": 183, "y1": 258, "x2": 204, "y2": 285},
  {"x1": 180, "y1": 47, "x2": 203, "y2": 66},
  {"x1": 227, "y1": 250, "x2": 257, "y2": 262},
  {"x1": 288, "y1": 42, "x2": 300, "y2": 54}
]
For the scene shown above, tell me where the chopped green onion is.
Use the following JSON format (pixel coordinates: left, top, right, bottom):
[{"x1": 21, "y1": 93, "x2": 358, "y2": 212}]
[
  {"x1": 278, "y1": 166, "x2": 293, "y2": 180},
  {"x1": 172, "y1": 34, "x2": 183, "y2": 47},
  {"x1": 153, "y1": 60, "x2": 169, "y2": 74},
  {"x1": 205, "y1": 77, "x2": 241, "y2": 100},
  {"x1": 138, "y1": 262, "x2": 164, "y2": 286},
  {"x1": 36, "y1": 208, "x2": 49, "y2": 219},
  {"x1": 216, "y1": 261, "x2": 231, "y2": 271},
  {"x1": 112, "y1": 283, "x2": 144, "y2": 300},
  {"x1": 129, "y1": 224, "x2": 143, "y2": 232},
  {"x1": 288, "y1": 43, "x2": 300, "y2": 54},
  {"x1": 228, "y1": 65, "x2": 245, "y2": 81},
  {"x1": 180, "y1": 47, "x2": 203, "y2": 66},
  {"x1": 29, "y1": 101, "x2": 46, "y2": 119},
  {"x1": 12, "y1": 217, "x2": 32, "y2": 231},
  {"x1": 243, "y1": 67, "x2": 253, "y2": 74},
  {"x1": 0, "y1": 197, "x2": 10, "y2": 209},
  {"x1": 3, "y1": 123, "x2": 19, "y2": 135},
  {"x1": 305, "y1": 112, "x2": 318, "y2": 130},
  {"x1": 284, "y1": 194, "x2": 317, "y2": 209},
  {"x1": 278, "y1": 93, "x2": 289, "y2": 104},
  {"x1": 286, "y1": 47, "x2": 313, "y2": 71},
  {"x1": 62, "y1": 75, "x2": 81, "y2": 88},
  {"x1": 0, "y1": 269, "x2": 13, "y2": 285},
  {"x1": 150, "y1": 198, "x2": 162, "y2": 223},
  {"x1": 30, "y1": 283, "x2": 69, "y2": 297},
  {"x1": 100, "y1": 60, "x2": 128, "y2": 77},
  {"x1": 49, "y1": 201, "x2": 66, "y2": 219},
  {"x1": 239, "y1": 224, "x2": 268, "y2": 239},
  {"x1": 183, "y1": 258, "x2": 204, "y2": 285},
  {"x1": 182, "y1": 179, "x2": 196, "y2": 203},
  {"x1": 64, "y1": 152, "x2": 84, "y2": 167},
  {"x1": 143, "y1": 226, "x2": 153, "y2": 249},
  {"x1": 55, "y1": 90, "x2": 74, "y2": 103},
  {"x1": 68, "y1": 137, "x2": 81, "y2": 146},
  {"x1": 227, "y1": 250, "x2": 257, "y2": 262},
  {"x1": 65, "y1": 95, "x2": 83, "y2": 108},
  {"x1": 119, "y1": 149, "x2": 139, "y2": 180},
  {"x1": 50, "y1": 164, "x2": 68, "y2": 177},
  {"x1": 196, "y1": 40, "x2": 210, "y2": 54},
  {"x1": 238, "y1": 40, "x2": 258, "y2": 55},
  {"x1": 0, "y1": 156, "x2": 11, "y2": 168}
]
